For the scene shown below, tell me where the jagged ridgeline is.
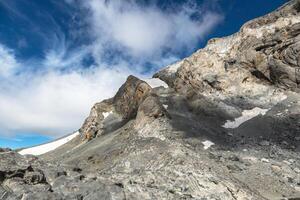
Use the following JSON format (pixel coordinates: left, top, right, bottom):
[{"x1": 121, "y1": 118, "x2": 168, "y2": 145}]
[{"x1": 1, "y1": 1, "x2": 300, "y2": 199}]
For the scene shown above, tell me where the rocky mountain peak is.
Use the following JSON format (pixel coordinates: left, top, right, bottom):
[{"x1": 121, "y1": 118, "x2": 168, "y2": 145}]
[
  {"x1": 79, "y1": 75, "x2": 168, "y2": 141},
  {"x1": 155, "y1": 0, "x2": 300, "y2": 96}
]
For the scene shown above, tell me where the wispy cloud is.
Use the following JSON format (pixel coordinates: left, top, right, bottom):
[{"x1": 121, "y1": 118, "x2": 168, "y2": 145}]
[
  {"x1": 42, "y1": 34, "x2": 89, "y2": 70},
  {"x1": 85, "y1": 0, "x2": 223, "y2": 65},
  {"x1": 0, "y1": 44, "x2": 19, "y2": 77}
]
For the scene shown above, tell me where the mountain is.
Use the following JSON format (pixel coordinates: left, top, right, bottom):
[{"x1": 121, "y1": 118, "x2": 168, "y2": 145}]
[{"x1": 1, "y1": 1, "x2": 300, "y2": 199}]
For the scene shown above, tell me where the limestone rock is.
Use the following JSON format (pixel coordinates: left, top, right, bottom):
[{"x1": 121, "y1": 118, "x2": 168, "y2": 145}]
[
  {"x1": 80, "y1": 75, "x2": 152, "y2": 140},
  {"x1": 113, "y1": 75, "x2": 152, "y2": 119},
  {"x1": 135, "y1": 94, "x2": 168, "y2": 129}
]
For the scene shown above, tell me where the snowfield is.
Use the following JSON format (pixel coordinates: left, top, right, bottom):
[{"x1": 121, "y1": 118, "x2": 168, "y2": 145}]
[
  {"x1": 143, "y1": 78, "x2": 168, "y2": 88},
  {"x1": 222, "y1": 107, "x2": 269, "y2": 129},
  {"x1": 18, "y1": 131, "x2": 80, "y2": 156}
]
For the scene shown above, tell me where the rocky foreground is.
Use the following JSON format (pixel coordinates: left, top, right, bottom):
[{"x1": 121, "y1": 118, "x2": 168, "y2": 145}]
[{"x1": 1, "y1": 1, "x2": 300, "y2": 199}]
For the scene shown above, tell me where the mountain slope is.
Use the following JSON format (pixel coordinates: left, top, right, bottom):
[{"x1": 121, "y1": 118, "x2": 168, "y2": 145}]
[{"x1": 1, "y1": 1, "x2": 300, "y2": 199}]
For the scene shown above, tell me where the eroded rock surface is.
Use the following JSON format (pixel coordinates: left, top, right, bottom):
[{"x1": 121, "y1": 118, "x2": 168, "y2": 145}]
[{"x1": 79, "y1": 75, "x2": 153, "y2": 140}]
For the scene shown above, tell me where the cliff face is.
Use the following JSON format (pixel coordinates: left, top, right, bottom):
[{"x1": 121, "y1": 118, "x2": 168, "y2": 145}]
[
  {"x1": 2, "y1": 1, "x2": 300, "y2": 199},
  {"x1": 156, "y1": 0, "x2": 300, "y2": 93}
]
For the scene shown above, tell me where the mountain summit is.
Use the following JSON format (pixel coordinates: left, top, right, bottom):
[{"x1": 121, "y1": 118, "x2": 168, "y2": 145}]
[{"x1": 1, "y1": 1, "x2": 300, "y2": 199}]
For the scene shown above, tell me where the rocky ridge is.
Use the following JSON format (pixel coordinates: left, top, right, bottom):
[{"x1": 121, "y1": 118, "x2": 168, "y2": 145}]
[{"x1": 1, "y1": 1, "x2": 300, "y2": 199}]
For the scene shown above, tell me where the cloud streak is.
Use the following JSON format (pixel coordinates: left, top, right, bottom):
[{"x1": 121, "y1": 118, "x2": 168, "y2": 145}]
[{"x1": 85, "y1": 0, "x2": 223, "y2": 64}]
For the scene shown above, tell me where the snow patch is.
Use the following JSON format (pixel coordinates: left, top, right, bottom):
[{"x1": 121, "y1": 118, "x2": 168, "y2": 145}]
[
  {"x1": 222, "y1": 107, "x2": 268, "y2": 129},
  {"x1": 144, "y1": 78, "x2": 168, "y2": 88},
  {"x1": 102, "y1": 111, "x2": 113, "y2": 119},
  {"x1": 18, "y1": 131, "x2": 79, "y2": 156},
  {"x1": 163, "y1": 104, "x2": 168, "y2": 109},
  {"x1": 276, "y1": 112, "x2": 282, "y2": 116},
  {"x1": 261, "y1": 158, "x2": 270, "y2": 163},
  {"x1": 202, "y1": 140, "x2": 214, "y2": 150}
]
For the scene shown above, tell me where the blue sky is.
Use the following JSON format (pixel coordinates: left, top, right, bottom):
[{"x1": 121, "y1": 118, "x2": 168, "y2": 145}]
[{"x1": 0, "y1": 0, "x2": 286, "y2": 149}]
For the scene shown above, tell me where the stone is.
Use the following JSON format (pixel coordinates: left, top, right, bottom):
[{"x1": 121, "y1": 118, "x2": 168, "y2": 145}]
[
  {"x1": 73, "y1": 167, "x2": 82, "y2": 173},
  {"x1": 135, "y1": 94, "x2": 168, "y2": 129},
  {"x1": 294, "y1": 168, "x2": 300, "y2": 174},
  {"x1": 227, "y1": 164, "x2": 243, "y2": 172},
  {"x1": 227, "y1": 155, "x2": 240, "y2": 162},
  {"x1": 56, "y1": 171, "x2": 67, "y2": 177},
  {"x1": 259, "y1": 140, "x2": 270, "y2": 146},
  {"x1": 271, "y1": 165, "x2": 282, "y2": 174},
  {"x1": 24, "y1": 170, "x2": 46, "y2": 185}
]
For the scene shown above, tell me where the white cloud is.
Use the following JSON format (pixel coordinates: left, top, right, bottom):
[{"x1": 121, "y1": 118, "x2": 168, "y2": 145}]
[
  {"x1": 0, "y1": 44, "x2": 19, "y2": 77},
  {"x1": 41, "y1": 28, "x2": 91, "y2": 70},
  {"x1": 85, "y1": 0, "x2": 223, "y2": 62},
  {"x1": 0, "y1": 66, "x2": 133, "y2": 137},
  {"x1": 43, "y1": 43, "x2": 89, "y2": 70}
]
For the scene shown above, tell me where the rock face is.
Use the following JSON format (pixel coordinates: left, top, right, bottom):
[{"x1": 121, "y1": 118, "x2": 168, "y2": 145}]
[
  {"x1": 2, "y1": 1, "x2": 300, "y2": 199},
  {"x1": 155, "y1": 1, "x2": 300, "y2": 93},
  {"x1": 113, "y1": 75, "x2": 152, "y2": 119},
  {"x1": 79, "y1": 75, "x2": 154, "y2": 140}
]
